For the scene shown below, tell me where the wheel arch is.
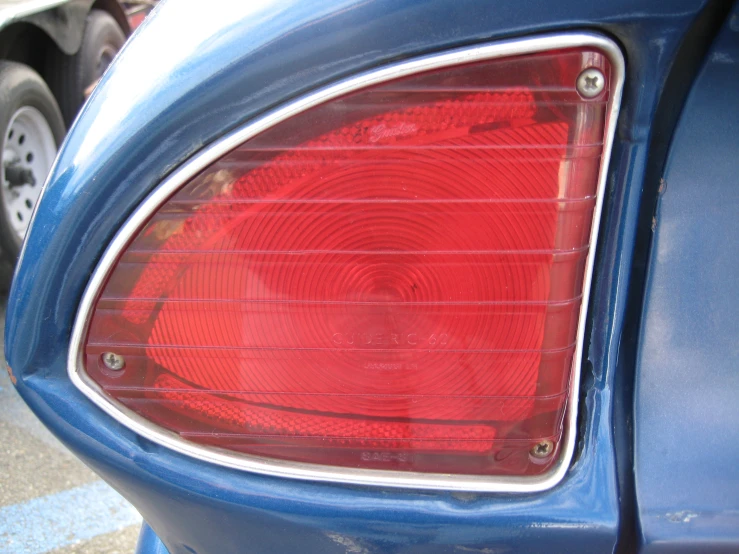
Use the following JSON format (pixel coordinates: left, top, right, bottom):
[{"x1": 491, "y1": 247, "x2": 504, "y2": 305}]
[
  {"x1": 90, "y1": 0, "x2": 131, "y2": 37},
  {"x1": 0, "y1": 22, "x2": 63, "y2": 82},
  {"x1": 0, "y1": 1, "x2": 129, "y2": 58},
  {"x1": 0, "y1": 0, "x2": 130, "y2": 66},
  {"x1": 0, "y1": 1, "x2": 130, "y2": 122}
]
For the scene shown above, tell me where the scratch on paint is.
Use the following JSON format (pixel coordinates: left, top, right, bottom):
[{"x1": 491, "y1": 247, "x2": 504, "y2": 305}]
[
  {"x1": 325, "y1": 532, "x2": 372, "y2": 554},
  {"x1": 455, "y1": 546, "x2": 510, "y2": 553},
  {"x1": 665, "y1": 511, "x2": 699, "y2": 523},
  {"x1": 5, "y1": 362, "x2": 16, "y2": 385}
]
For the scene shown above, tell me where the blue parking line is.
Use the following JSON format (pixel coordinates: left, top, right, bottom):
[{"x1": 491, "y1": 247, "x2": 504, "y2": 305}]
[{"x1": 0, "y1": 480, "x2": 141, "y2": 553}]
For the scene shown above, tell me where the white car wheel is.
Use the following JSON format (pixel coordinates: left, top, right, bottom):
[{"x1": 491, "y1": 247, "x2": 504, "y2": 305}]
[{"x1": 2, "y1": 106, "x2": 58, "y2": 240}]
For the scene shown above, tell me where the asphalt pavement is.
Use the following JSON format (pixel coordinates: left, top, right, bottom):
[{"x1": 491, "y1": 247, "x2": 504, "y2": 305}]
[{"x1": 0, "y1": 297, "x2": 142, "y2": 554}]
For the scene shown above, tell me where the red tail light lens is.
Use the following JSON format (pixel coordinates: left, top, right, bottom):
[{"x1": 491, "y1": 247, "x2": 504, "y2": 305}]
[{"x1": 81, "y1": 45, "x2": 615, "y2": 481}]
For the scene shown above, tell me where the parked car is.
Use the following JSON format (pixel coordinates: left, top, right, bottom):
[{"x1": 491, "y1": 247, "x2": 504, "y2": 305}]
[
  {"x1": 4, "y1": 0, "x2": 738, "y2": 553},
  {"x1": 0, "y1": 0, "x2": 157, "y2": 264}
]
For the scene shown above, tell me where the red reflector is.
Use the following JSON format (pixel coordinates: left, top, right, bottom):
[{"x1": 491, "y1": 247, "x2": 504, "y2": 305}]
[{"x1": 82, "y1": 46, "x2": 615, "y2": 480}]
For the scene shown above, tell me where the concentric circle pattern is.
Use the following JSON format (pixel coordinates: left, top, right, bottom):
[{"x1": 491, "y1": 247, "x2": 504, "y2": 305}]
[{"x1": 86, "y1": 49, "x2": 609, "y2": 476}]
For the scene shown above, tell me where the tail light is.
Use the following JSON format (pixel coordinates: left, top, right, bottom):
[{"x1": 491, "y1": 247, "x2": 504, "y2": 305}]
[{"x1": 70, "y1": 35, "x2": 623, "y2": 490}]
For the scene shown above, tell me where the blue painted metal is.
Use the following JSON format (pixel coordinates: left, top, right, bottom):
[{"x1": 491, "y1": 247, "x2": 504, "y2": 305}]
[
  {"x1": 634, "y1": 5, "x2": 739, "y2": 553},
  {"x1": 136, "y1": 523, "x2": 170, "y2": 554},
  {"x1": 2, "y1": 0, "x2": 719, "y2": 552}
]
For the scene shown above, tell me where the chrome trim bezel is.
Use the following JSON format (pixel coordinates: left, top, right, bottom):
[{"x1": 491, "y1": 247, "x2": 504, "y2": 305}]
[{"x1": 68, "y1": 32, "x2": 625, "y2": 492}]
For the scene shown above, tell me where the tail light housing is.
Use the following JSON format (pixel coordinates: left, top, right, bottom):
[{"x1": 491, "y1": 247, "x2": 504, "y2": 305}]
[{"x1": 70, "y1": 34, "x2": 624, "y2": 491}]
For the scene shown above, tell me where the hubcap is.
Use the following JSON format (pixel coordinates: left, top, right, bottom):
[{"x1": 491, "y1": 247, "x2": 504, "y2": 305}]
[{"x1": 2, "y1": 106, "x2": 57, "y2": 241}]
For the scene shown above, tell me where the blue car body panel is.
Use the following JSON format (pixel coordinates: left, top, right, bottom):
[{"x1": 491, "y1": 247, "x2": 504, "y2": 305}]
[
  {"x1": 634, "y1": 6, "x2": 739, "y2": 553},
  {"x1": 137, "y1": 523, "x2": 169, "y2": 554},
  {"x1": 3, "y1": 0, "x2": 728, "y2": 552}
]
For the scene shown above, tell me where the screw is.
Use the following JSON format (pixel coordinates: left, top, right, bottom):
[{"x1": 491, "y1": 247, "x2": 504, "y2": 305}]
[
  {"x1": 576, "y1": 68, "x2": 605, "y2": 98},
  {"x1": 530, "y1": 440, "x2": 555, "y2": 459},
  {"x1": 101, "y1": 352, "x2": 125, "y2": 371}
]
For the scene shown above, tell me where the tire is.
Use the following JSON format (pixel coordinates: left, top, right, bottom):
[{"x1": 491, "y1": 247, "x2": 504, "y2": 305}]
[
  {"x1": 0, "y1": 61, "x2": 65, "y2": 261},
  {"x1": 47, "y1": 9, "x2": 126, "y2": 126}
]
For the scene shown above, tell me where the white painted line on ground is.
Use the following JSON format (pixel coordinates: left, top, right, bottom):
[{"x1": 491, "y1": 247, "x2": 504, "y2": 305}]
[{"x1": 0, "y1": 480, "x2": 142, "y2": 554}]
